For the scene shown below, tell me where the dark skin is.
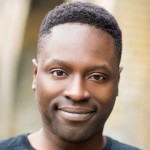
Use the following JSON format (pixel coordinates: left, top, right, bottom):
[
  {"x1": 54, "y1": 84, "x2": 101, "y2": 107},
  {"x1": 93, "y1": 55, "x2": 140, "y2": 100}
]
[{"x1": 29, "y1": 23, "x2": 122, "y2": 150}]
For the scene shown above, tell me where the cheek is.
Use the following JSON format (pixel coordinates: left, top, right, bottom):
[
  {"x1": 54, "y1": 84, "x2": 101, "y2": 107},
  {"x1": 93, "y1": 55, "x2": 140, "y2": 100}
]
[
  {"x1": 35, "y1": 75, "x2": 66, "y2": 110},
  {"x1": 90, "y1": 81, "x2": 118, "y2": 104}
]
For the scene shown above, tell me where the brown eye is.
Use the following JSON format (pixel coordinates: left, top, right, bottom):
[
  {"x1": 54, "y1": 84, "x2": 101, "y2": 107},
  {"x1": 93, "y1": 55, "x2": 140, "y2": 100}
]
[
  {"x1": 88, "y1": 73, "x2": 107, "y2": 83},
  {"x1": 91, "y1": 75, "x2": 105, "y2": 80},
  {"x1": 50, "y1": 69, "x2": 67, "y2": 78},
  {"x1": 53, "y1": 70, "x2": 64, "y2": 76}
]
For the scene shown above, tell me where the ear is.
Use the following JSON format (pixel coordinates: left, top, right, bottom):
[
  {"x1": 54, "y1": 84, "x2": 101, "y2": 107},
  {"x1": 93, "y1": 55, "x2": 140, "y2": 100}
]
[
  {"x1": 32, "y1": 59, "x2": 38, "y2": 91},
  {"x1": 119, "y1": 66, "x2": 123, "y2": 74},
  {"x1": 118, "y1": 66, "x2": 123, "y2": 81},
  {"x1": 116, "y1": 66, "x2": 123, "y2": 96}
]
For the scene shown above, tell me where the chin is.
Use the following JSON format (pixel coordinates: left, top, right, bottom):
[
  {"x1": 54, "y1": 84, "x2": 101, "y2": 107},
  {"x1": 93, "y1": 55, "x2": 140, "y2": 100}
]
[
  {"x1": 50, "y1": 119, "x2": 103, "y2": 144},
  {"x1": 55, "y1": 127, "x2": 97, "y2": 144}
]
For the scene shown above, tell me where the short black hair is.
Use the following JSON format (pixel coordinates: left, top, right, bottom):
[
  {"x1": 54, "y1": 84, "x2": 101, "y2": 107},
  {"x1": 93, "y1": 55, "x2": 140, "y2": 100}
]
[{"x1": 39, "y1": 2, "x2": 122, "y2": 63}]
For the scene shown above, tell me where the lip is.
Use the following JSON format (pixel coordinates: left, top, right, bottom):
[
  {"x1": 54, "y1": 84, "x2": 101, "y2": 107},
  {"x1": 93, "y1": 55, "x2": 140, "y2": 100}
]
[{"x1": 57, "y1": 107, "x2": 96, "y2": 121}]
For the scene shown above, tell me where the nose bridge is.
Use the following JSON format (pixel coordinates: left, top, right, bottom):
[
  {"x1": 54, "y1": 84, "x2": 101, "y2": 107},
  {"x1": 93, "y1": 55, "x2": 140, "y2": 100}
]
[{"x1": 64, "y1": 74, "x2": 90, "y2": 101}]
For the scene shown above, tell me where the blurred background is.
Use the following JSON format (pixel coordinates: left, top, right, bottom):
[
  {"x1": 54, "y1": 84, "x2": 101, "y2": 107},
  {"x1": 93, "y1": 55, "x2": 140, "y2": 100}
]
[{"x1": 0, "y1": 0, "x2": 150, "y2": 149}]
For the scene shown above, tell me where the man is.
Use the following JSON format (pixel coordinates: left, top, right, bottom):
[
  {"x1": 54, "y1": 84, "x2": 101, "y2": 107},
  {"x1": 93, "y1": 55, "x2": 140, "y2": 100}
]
[{"x1": 0, "y1": 2, "x2": 140, "y2": 150}]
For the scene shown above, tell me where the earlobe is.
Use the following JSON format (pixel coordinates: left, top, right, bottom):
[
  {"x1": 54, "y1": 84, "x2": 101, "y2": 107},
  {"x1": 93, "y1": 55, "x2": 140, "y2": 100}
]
[
  {"x1": 32, "y1": 80, "x2": 36, "y2": 90},
  {"x1": 119, "y1": 66, "x2": 123, "y2": 74},
  {"x1": 116, "y1": 66, "x2": 123, "y2": 96},
  {"x1": 118, "y1": 66, "x2": 123, "y2": 81},
  {"x1": 32, "y1": 59, "x2": 38, "y2": 91}
]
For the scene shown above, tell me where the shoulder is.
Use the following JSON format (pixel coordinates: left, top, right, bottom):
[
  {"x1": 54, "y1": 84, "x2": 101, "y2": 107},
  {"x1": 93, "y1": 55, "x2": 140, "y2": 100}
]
[
  {"x1": 104, "y1": 136, "x2": 142, "y2": 150},
  {"x1": 0, "y1": 134, "x2": 30, "y2": 150}
]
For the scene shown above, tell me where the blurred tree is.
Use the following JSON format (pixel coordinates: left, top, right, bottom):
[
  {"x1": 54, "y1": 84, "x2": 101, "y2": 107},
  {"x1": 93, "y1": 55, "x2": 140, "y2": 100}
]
[{"x1": 0, "y1": 0, "x2": 31, "y2": 138}]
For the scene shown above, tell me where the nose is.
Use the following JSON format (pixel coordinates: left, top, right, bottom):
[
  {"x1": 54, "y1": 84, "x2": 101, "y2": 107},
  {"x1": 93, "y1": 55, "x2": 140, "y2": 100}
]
[{"x1": 64, "y1": 75, "x2": 90, "y2": 101}]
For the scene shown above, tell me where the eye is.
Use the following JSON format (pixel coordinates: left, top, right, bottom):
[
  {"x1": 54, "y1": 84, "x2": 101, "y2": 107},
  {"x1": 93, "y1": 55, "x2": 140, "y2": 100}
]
[
  {"x1": 88, "y1": 73, "x2": 107, "y2": 82},
  {"x1": 50, "y1": 69, "x2": 68, "y2": 78}
]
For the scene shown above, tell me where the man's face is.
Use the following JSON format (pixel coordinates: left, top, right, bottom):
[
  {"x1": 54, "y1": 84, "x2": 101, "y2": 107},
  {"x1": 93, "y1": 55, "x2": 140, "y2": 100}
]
[{"x1": 32, "y1": 24, "x2": 121, "y2": 143}]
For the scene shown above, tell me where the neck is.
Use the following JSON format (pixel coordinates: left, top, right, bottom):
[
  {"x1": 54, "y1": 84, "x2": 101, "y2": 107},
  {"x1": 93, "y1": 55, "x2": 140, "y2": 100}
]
[{"x1": 28, "y1": 128, "x2": 106, "y2": 150}]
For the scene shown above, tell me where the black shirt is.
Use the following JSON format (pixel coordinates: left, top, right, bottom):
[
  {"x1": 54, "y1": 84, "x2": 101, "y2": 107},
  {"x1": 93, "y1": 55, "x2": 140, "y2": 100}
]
[{"x1": 0, "y1": 134, "x2": 141, "y2": 150}]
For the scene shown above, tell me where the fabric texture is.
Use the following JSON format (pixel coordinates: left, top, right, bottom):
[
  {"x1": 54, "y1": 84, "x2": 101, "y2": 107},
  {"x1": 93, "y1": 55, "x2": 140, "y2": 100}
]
[
  {"x1": 0, "y1": 134, "x2": 141, "y2": 150},
  {"x1": 0, "y1": 134, "x2": 35, "y2": 150},
  {"x1": 103, "y1": 136, "x2": 141, "y2": 150}
]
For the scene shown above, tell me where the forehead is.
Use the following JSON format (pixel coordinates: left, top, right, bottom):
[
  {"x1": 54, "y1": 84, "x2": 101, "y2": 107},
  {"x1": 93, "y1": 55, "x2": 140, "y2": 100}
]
[{"x1": 38, "y1": 23, "x2": 118, "y2": 69}]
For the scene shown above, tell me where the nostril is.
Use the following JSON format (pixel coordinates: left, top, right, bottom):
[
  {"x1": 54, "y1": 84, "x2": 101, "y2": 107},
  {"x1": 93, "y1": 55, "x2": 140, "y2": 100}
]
[
  {"x1": 65, "y1": 95, "x2": 89, "y2": 102},
  {"x1": 65, "y1": 96, "x2": 70, "y2": 99}
]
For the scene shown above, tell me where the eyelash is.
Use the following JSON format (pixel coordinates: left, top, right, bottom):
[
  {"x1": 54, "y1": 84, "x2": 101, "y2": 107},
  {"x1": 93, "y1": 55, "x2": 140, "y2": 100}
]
[
  {"x1": 49, "y1": 69, "x2": 108, "y2": 82},
  {"x1": 49, "y1": 69, "x2": 68, "y2": 78},
  {"x1": 88, "y1": 73, "x2": 107, "y2": 82}
]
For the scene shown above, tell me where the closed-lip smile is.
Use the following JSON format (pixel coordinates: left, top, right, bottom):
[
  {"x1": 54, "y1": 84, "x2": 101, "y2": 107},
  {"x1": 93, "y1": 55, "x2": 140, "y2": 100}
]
[{"x1": 57, "y1": 107, "x2": 96, "y2": 121}]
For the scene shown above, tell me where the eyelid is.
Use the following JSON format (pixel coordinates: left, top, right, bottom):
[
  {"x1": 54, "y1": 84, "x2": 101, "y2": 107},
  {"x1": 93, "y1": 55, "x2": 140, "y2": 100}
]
[
  {"x1": 88, "y1": 72, "x2": 108, "y2": 77},
  {"x1": 49, "y1": 68, "x2": 68, "y2": 77},
  {"x1": 49, "y1": 67, "x2": 66, "y2": 72},
  {"x1": 88, "y1": 72, "x2": 108, "y2": 80}
]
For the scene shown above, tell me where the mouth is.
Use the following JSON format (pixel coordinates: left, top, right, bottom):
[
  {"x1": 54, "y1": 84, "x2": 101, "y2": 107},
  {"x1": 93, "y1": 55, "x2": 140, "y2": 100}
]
[{"x1": 57, "y1": 107, "x2": 96, "y2": 121}]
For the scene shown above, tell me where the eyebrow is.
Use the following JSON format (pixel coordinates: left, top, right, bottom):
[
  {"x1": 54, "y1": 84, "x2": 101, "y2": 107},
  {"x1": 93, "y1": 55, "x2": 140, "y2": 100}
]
[
  {"x1": 45, "y1": 58, "x2": 113, "y2": 74},
  {"x1": 44, "y1": 58, "x2": 71, "y2": 68},
  {"x1": 85, "y1": 65, "x2": 113, "y2": 74}
]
